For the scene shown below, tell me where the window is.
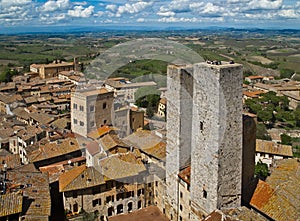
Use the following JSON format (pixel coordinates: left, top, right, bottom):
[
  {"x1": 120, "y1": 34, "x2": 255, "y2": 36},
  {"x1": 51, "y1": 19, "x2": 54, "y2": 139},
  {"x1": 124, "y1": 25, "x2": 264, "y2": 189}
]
[
  {"x1": 180, "y1": 192, "x2": 183, "y2": 198},
  {"x1": 128, "y1": 202, "x2": 133, "y2": 212},
  {"x1": 117, "y1": 204, "x2": 123, "y2": 214},
  {"x1": 79, "y1": 105, "x2": 84, "y2": 111},
  {"x1": 90, "y1": 105, "x2": 95, "y2": 112},
  {"x1": 92, "y1": 199, "x2": 98, "y2": 207},
  {"x1": 103, "y1": 102, "x2": 107, "y2": 109},
  {"x1": 103, "y1": 120, "x2": 107, "y2": 125},
  {"x1": 138, "y1": 200, "x2": 142, "y2": 209},
  {"x1": 155, "y1": 181, "x2": 158, "y2": 187},
  {"x1": 203, "y1": 189, "x2": 207, "y2": 199},
  {"x1": 138, "y1": 189, "x2": 144, "y2": 196},
  {"x1": 73, "y1": 103, "x2": 77, "y2": 109},
  {"x1": 90, "y1": 121, "x2": 95, "y2": 127},
  {"x1": 180, "y1": 204, "x2": 183, "y2": 211},
  {"x1": 80, "y1": 121, "x2": 84, "y2": 126},
  {"x1": 200, "y1": 121, "x2": 204, "y2": 131},
  {"x1": 73, "y1": 119, "x2": 78, "y2": 124}
]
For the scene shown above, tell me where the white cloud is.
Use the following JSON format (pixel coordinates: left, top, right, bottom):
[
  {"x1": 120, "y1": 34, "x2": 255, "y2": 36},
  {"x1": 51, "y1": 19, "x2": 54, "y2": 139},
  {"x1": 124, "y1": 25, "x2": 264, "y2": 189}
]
[
  {"x1": 74, "y1": 1, "x2": 87, "y2": 6},
  {"x1": 227, "y1": 0, "x2": 250, "y2": 3},
  {"x1": 0, "y1": 0, "x2": 32, "y2": 25},
  {"x1": 248, "y1": 0, "x2": 283, "y2": 10},
  {"x1": 106, "y1": 4, "x2": 117, "y2": 12},
  {"x1": 95, "y1": 11, "x2": 105, "y2": 17},
  {"x1": 137, "y1": 18, "x2": 145, "y2": 22},
  {"x1": 41, "y1": 0, "x2": 70, "y2": 12},
  {"x1": 115, "y1": 1, "x2": 153, "y2": 17},
  {"x1": 68, "y1": 5, "x2": 94, "y2": 18},
  {"x1": 0, "y1": 0, "x2": 31, "y2": 7},
  {"x1": 201, "y1": 3, "x2": 224, "y2": 15},
  {"x1": 157, "y1": 11, "x2": 175, "y2": 17},
  {"x1": 159, "y1": 0, "x2": 190, "y2": 13},
  {"x1": 277, "y1": 9, "x2": 299, "y2": 18},
  {"x1": 158, "y1": 16, "x2": 198, "y2": 23}
]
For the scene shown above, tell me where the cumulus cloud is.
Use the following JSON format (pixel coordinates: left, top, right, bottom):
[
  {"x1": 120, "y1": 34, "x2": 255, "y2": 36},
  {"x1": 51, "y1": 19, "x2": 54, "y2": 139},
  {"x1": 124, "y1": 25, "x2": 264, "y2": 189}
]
[
  {"x1": 0, "y1": 0, "x2": 33, "y2": 25},
  {"x1": 137, "y1": 18, "x2": 145, "y2": 22},
  {"x1": 40, "y1": 0, "x2": 70, "y2": 12},
  {"x1": 68, "y1": 5, "x2": 94, "y2": 18},
  {"x1": 247, "y1": 0, "x2": 283, "y2": 10},
  {"x1": 157, "y1": 11, "x2": 175, "y2": 17},
  {"x1": 0, "y1": 0, "x2": 31, "y2": 7},
  {"x1": 106, "y1": 4, "x2": 117, "y2": 12},
  {"x1": 201, "y1": 3, "x2": 224, "y2": 15},
  {"x1": 159, "y1": 0, "x2": 190, "y2": 13},
  {"x1": 277, "y1": 9, "x2": 299, "y2": 18},
  {"x1": 115, "y1": 1, "x2": 153, "y2": 17}
]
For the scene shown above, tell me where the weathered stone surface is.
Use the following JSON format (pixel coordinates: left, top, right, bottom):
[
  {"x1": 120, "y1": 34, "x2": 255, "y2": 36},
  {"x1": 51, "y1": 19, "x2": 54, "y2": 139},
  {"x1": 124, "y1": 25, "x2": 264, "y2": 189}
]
[{"x1": 190, "y1": 62, "x2": 243, "y2": 213}]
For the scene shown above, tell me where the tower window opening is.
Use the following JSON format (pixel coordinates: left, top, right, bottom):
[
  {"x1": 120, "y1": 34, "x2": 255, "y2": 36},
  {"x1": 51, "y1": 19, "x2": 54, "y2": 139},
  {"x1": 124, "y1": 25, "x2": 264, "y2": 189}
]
[
  {"x1": 203, "y1": 189, "x2": 207, "y2": 199},
  {"x1": 200, "y1": 121, "x2": 204, "y2": 131}
]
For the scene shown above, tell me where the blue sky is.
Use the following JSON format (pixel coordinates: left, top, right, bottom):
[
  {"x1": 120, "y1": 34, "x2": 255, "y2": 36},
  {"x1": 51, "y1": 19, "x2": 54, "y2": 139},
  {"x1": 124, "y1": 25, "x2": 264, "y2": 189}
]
[{"x1": 0, "y1": 0, "x2": 299, "y2": 32}]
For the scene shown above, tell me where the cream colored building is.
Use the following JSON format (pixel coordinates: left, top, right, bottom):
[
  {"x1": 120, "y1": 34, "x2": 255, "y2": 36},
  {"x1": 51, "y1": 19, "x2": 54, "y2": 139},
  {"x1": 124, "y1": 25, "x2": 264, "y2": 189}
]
[{"x1": 71, "y1": 88, "x2": 114, "y2": 137}]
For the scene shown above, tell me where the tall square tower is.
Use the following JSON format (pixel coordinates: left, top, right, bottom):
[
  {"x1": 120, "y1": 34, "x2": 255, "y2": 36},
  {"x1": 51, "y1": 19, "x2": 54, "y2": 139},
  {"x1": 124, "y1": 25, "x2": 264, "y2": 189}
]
[
  {"x1": 71, "y1": 88, "x2": 114, "y2": 137},
  {"x1": 190, "y1": 62, "x2": 243, "y2": 214},
  {"x1": 165, "y1": 64, "x2": 194, "y2": 218}
]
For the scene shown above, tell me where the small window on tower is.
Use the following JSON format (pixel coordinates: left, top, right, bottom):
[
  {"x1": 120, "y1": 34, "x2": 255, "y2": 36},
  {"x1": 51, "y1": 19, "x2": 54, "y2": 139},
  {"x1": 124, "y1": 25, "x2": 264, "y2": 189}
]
[
  {"x1": 203, "y1": 189, "x2": 207, "y2": 198},
  {"x1": 200, "y1": 121, "x2": 204, "y2": 131}
]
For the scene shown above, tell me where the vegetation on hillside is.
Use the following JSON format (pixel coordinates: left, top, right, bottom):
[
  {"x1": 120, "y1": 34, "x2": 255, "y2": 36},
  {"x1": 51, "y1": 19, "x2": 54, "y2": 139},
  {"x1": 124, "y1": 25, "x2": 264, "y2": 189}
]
[
  {"x1": 244, "y1": 91, "x2": 299, "y2": 128},
  {"x1": 0, "y1": 67, "x2": 18, "y2": 82},
  {"x1": 135, "y1": 86, "x2": 161, "y2": 118}
]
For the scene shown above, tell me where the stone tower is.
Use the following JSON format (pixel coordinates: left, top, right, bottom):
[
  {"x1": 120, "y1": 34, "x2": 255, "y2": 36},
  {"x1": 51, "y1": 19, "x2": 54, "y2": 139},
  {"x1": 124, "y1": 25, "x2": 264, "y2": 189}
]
[
  {"x1": 165, "y1": 64, "x2": 194, "y2": 219},
  {"x1": 190, "y1": 62, "x2": 243, "y2": 215}
]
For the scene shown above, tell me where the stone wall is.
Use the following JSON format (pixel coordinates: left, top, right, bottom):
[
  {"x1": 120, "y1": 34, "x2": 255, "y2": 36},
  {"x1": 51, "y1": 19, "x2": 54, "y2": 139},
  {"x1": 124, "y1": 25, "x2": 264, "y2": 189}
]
[{"x1": 190, "y1": 62, "x2": 243, "y2": 213}]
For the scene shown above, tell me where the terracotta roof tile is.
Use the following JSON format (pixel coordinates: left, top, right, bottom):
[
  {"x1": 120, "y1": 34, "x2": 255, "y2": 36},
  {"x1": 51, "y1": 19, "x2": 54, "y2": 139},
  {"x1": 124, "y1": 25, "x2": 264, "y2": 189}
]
[
  {"x1": 178, "y1": 166, "x2": 191, "y2": 185},
  {"x1": 86, "y1": 141, "x2": 101, "y2": 156},
  {"x1": 0, "y1": 193, "x2": 23, "y2": 217},
  {"x1": 256, "y1": 139, "x2": 293, "y2": 157},
  {"x1": 28, "y1": 138, "x2": 80, "y2": 163},
  {"x1": 59, "y1": 165, "x2": 105, "y2": 192},
  {"x1": 250, "y1": 159, "x2": 300, "y2": 221},
  {"x1": 99, "y1": 152, "x2": 146, "y2": 180},
  {"x1": 87, "y1": 125, "x2": 116, "y2": 139}
]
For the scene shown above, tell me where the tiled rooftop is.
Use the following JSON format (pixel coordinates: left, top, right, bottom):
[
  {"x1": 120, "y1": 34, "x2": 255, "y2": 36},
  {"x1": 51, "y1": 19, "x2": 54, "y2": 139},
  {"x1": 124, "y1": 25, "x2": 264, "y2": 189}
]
[
  {"x1": 250, "y1": 159, "x2": 300, "y2": 221},
  {"x1": 87, "y1": 125, "x2": 117, "y2": 140},
  {"x1": 256, "y1": 139, "x2": 293, "y2": 157},
  {"x1": 99, "y1": 152, "x2": 146, "y2": 180},
  {"x1": 124, "y1": 130, "x2": 166, "y2": 160},
  {"x1": 28, "y1": 137, "x2": 81, "y2": 163},
  {"x1": 7, "y1": 166, "x2": 51, "y2": 219},
  {"x1": 59, "y1": 165, "x2": 105, "y2": 192},
  {"x1": 0, "y1": 193, "x2": 23, "y2": 217},
  {"x1": 178, "y1": 166, "x2": 191, "y2": 185}
]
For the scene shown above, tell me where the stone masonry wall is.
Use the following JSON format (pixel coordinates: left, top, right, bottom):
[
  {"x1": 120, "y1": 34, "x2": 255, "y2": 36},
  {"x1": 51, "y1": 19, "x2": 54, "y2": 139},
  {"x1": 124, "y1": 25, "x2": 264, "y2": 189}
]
[{"x1": 190, "y1": 62, "x2": 243, "y2": 214}]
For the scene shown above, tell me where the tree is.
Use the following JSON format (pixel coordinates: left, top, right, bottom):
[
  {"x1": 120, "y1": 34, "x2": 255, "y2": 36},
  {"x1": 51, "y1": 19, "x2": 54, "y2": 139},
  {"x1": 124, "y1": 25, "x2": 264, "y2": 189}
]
[
  {"x1": 255, "y1": 160, "x2": 269, "y2": 180},
  {"x1": 256, "y1": 123, "x2": 271, "y2": 140},
  {"x1": 280, "y1": 68, "x2": 294, "y2": 79},
  {"x1": 0, "y1": 68, "x2": 17, "y2": 82},
  {"x1": 281, "y1": 134, "x2": 292, "y2": 145}
]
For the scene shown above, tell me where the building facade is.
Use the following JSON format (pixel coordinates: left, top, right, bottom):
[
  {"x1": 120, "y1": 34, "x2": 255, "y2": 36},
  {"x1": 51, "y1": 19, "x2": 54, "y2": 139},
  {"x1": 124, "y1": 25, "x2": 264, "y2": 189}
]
[{"x1": 71, "y1": 88, "x2": 114, "y2": 137}]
